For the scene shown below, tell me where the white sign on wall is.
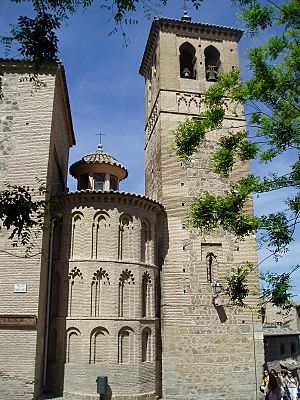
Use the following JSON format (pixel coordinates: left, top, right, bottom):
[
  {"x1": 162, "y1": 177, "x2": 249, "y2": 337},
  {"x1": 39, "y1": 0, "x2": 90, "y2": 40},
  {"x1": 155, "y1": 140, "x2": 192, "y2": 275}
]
[{"x1": 14, "y1": 284, "x2": 27, "y2": 293}]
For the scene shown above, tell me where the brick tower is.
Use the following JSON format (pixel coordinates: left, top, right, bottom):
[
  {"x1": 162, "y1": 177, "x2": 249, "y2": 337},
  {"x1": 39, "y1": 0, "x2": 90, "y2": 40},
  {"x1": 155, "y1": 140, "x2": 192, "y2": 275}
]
[{"x1": 140, "y1": 17, "x2": 264, "y2": 400}]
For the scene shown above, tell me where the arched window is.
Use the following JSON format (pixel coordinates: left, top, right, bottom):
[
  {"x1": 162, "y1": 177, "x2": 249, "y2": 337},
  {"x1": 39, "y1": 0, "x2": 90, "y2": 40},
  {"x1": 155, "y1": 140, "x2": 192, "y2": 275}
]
[
  {"x1": 142, "y1": 328, "x2": 151, "y2": 362},
  {"x1": 94, "y1": 174, "x2": 105, "y2": 191},
  {"x1": 92, "y1": 211, "x2": 110, "y2": 259},
  {"x1": 110, "y1": 175, "x2": 119, "y2": 191},
  {"x1": 141, "y1": 219, "x2": 151, "y2": 263},
  {"x1": 71, "y1": 211, "x2": 84, "y2": 259},
  {"x1": 204, "y1": 45, "x2": 221, "y2": 82},
  {"x1": 91, "y1": 268, "x2": 110, "y2": 317},
  {"x1": 118, "y1": 327, "x2": 134, "y2": 364},
  {"x1": 78, "y1": 173, "x2": 89, "y2": 190},
  {"x1": 206, "y1": 252, "x2": 217, "y2": 283},
  {"x1": 66, "y1": 328, "x2": 81, "y2": 363},
  {"x1": 119, "y1": 269, "x2": 135, "y2": 317},
  {"x1": 118, "y1": 214, "x2": 133, "y2": 260},
  {"x1": 68, "y1": 266, "x2": 83, "y2": 317},
  {"x1": 89, "y1": 327, "x2": 109, "y2": 364},
  {"x1": 141, "y1": 271, "x2": 152, "y2": 318},
  {"x1": 95, "y1": 216, "x2": 106, "y2": 258},
  {"x1": 179, "y1": 42, "x2": 196, "y2": 79}
]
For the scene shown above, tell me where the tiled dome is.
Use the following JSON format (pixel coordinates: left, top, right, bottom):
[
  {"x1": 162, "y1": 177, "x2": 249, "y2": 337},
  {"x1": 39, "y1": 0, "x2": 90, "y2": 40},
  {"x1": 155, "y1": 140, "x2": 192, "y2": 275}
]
[{"x1": 69, "y1": 144, "x2": 128, "y2": 179}]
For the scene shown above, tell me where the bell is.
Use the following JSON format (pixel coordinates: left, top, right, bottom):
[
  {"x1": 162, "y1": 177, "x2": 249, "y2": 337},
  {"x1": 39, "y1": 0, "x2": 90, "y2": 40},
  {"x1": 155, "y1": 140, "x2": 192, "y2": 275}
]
[
  {"x1": 183, "y1": 67, "x2": 190, "y2": 78},
  {"x1": 206, "y1": 66, "x2": 218, "y2": 82},
  {"x1": 207, "y1": 69, "x2": 217, "y2": 81}
]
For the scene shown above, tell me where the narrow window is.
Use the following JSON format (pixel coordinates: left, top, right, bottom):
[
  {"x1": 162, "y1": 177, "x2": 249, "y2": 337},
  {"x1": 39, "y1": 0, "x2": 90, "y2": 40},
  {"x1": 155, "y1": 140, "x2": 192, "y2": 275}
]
[
  {"x1": 204, "y1": 45, "x2": 221, "y2": 82},
  {"x1": 206, "y1": 252, "x2": 216, "y2": 283},
  {"x1": 94, "y1": 174, "x2": 105, "y2": 191},
  {"x1": 142, "y1": 328, "x2": 151, "y2": 362},
  {"x1": 179, "y1": 42, "x2": 196, "y2": 79},
  {"x1": 110, "y1": 175, "x2": 118, "y2": 191},
  {"x1": 141, "y1": 272, "x2": 152, "y2": 317},
  {"x1": 79, "y1": 173, "x2": 89, "y2": 190}
]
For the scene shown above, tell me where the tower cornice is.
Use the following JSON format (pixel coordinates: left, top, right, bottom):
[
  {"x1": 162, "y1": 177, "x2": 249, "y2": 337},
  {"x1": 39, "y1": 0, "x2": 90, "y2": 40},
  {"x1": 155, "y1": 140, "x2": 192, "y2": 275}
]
[{"x1": 139, "y1": 18, "x2": 243, "y2": 77}]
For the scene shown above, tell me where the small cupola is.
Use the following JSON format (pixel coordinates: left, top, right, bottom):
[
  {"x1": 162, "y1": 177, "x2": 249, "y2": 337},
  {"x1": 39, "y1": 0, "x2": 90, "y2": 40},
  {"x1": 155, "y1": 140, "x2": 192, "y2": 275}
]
[{"x1": 69, "y1": 144, "x2": 128, "y2": 192}]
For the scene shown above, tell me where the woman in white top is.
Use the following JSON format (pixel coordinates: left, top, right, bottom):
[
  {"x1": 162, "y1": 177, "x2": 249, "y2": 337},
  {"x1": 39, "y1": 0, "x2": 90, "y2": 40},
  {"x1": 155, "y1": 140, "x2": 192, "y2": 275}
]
[{"x1": 285, "y1": 371, "x2": 298, "y2": 400}]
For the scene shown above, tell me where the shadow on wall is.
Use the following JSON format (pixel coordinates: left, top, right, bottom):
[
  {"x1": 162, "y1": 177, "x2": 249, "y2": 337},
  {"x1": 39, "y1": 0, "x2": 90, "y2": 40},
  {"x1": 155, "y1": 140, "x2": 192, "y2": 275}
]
[
  {"x1": 103, "y1": 384, "x2": 112, "y2": 400},
  {"x1": 215, "y1": 305, "x2": 228, "y2": 323}
]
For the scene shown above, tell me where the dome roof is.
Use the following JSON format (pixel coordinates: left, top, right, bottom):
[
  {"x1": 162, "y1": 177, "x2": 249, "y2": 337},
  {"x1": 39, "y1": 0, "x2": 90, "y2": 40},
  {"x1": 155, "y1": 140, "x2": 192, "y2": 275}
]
[{"x1": 69, "y1": 144, "x2": 128, "y2": 180}]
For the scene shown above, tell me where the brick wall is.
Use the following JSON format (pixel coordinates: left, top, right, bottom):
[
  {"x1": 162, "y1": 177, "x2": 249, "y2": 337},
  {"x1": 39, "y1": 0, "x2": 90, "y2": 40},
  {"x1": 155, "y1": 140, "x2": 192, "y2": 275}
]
[
  {"x1": 0, "y1": 61, "x2": 73, "y2": 400},
  {"x1": 141, "y1": 19, "x2": 264, "y2": 400}
]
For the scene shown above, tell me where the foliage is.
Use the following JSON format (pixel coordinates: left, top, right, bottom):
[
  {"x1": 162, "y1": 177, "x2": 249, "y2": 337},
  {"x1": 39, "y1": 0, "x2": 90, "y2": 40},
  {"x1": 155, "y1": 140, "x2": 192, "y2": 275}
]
[
  {"x1": 0, "y1": 184, "x2": 46, "y2": 248},
  {"x1": 223, "y1": 262, "x2": 253, "y2": 307},
  {"x1": 174, "y1": 0, "x2": 300, "y2": 308},
  {"x1": 1, "y1": 0, "x2": 204, "y2": 63},
  {"x1": 260, "y1": 269, "x2": 297, "y2": 310},
  {"x1": 188, "y1": 175, "x2": 261, "y2": 236}
]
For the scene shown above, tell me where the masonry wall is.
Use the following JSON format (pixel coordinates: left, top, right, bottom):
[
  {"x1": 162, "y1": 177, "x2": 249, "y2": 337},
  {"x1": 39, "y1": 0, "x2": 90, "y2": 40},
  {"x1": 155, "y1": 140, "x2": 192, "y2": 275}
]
[
  {"x1": 46, "y1": 192, "x2": 165, "y2": 399},
  {"x1": 0, "y1": 62, "x2": 73, "y2": 400},
  {"x1": 142, "y1": 21, "x2": 264, "y2": 400},
  {"x1": 264, "y1": 334, "x2": 300, "y2": 372}
]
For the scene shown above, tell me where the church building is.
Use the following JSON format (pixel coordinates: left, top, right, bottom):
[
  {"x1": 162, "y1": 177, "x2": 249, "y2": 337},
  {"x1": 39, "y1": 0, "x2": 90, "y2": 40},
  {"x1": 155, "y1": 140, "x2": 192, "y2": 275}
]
[{"x1": 0, "y1": 15, "x2": 264, "y2": 400}]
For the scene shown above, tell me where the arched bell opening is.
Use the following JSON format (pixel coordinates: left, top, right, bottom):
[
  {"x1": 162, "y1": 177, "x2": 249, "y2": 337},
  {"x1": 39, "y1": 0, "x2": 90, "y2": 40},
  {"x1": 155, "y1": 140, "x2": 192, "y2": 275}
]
[
  {"x1": 204, "y1": 45, "x2": 221, "y2": 82},
  {"x1": 179, "y1": 42, "x2": 197, "y2": 79}
]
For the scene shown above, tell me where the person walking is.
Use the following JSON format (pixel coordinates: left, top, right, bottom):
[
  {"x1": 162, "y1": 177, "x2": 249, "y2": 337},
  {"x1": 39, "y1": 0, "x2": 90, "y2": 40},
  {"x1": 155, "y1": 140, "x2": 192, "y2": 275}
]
[
  {"x1": 285, "y1": 371, "x2": 298, "y2": 400},
  {"x1": 264, "y1": 373, "x2": 285, "y2": 400},
  {"x1": 261, "y1": 370, "x2": 270, "y2": 393}
]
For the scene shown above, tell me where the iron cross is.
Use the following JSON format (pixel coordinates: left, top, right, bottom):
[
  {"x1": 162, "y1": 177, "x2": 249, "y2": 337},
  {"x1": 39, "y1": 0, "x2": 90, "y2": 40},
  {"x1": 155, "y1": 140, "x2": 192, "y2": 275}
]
[{"x1": 96, "y1": 131, "x2": 105, "y2": 145}]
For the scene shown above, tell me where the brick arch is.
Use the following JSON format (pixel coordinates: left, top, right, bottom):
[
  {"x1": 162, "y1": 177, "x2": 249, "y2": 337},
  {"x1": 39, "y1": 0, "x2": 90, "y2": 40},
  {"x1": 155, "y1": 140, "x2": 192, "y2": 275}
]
[
  {"x1": 177, "y1": 96, "x2": 188, "y2": 113},
  {"x1": 92, "y1": 211, "x2": 110, "y2": 259},
  {"x1": 141, "y1": 271, "x2": 152, "y2": 318},
  {"x1": 66, "y1": 327, "x2": 81, "y2": 363},
  {"x1": 90, "y1": 268, "x2": 110, "y2": 317},
  {"x1": 71, "y1": 211, "x2": 85, "y2": 259},
  {"x1": 89, "y1": 327, "x2": 110, "y2": 364},
  {"x1": 118, "y1": 326, "x2": 134, "y2": 364},
  {"x1": 68, "y1": 266, "x2": 83, "y2": 317},
  {"x1": 204, "y1": 45, "x2": 221, "y2": 81},
  {"x1": 179, "y1": 41, "x2": 197, "y2": 79},
  {"x1": 141, "y1": 218, "x2": 152, "y2": 263},
  {"x1": 142, "y1": 327, "x2": 152, "y2": 362},
  {"x1": 118, "y1": 214, "x2": 134, "y2": 260},
  {"x1": 118, "y1": 269, "x2": 135, "y2": 317},
  {"x1": 188, "y1": 97, "x2": 200, "y2": 115}
]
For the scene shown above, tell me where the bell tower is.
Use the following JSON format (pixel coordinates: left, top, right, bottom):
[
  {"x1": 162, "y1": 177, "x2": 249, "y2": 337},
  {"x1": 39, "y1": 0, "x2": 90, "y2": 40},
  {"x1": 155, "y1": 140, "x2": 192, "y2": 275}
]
[{"x1": 140, "y1": 17, "x2": 263, "y2": 400}]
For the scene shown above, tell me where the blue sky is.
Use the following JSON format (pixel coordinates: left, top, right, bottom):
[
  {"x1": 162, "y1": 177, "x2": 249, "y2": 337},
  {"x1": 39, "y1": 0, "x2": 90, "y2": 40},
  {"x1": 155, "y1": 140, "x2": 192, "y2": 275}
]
[{"x1": 1, "y1": 0, "x2": 299, "y2": 300}]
